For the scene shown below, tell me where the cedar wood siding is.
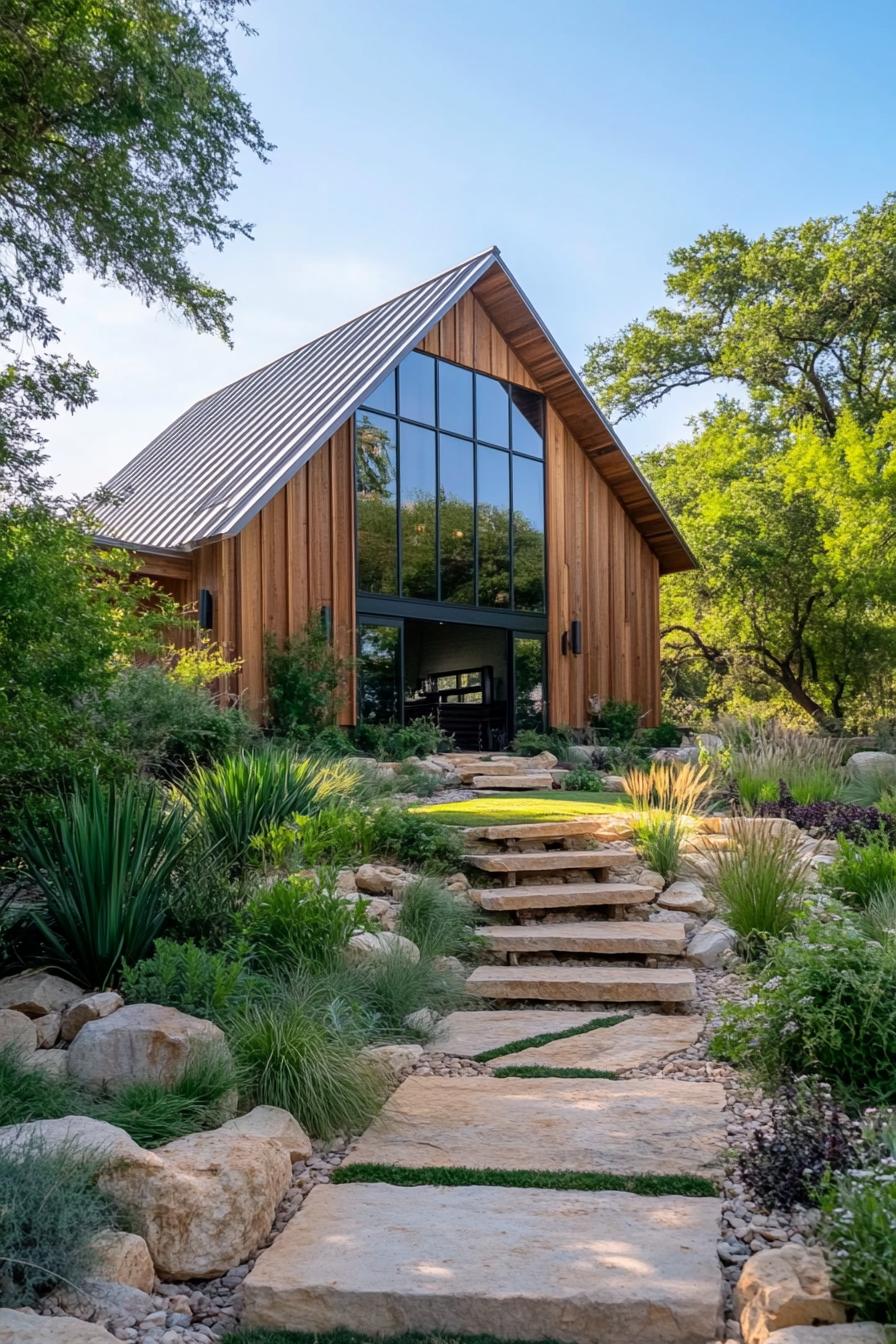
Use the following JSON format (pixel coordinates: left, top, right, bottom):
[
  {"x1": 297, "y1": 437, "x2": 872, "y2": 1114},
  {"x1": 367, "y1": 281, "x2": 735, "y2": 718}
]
[{"x1": 145, "y1": 288, "x2": 661, "y2": 727}]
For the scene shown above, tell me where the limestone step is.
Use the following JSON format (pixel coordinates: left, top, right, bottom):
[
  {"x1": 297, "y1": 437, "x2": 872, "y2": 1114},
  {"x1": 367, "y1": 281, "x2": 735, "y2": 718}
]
[
  {"x1": 343, "y1": 1075, "x2": 725, "y2": 1177},
  {"x1": 466, "y1": 964, "x2": 697, "y2": 1004},
  {"x1": 465, "y1": 848, "x2": 637, "y2": 873},
  {"x1": 481, "y1": 920, "x2": 687, "y2": 957},
  {"x1": 472, "y1": 882, "x2": 653, "y2": 911},
  {"x1": 433, "y1": 1009, "x2": 703, "y2": 1068},
  {"x1": 472, "y1": 772, "x2": 554, "y2": 790},
  {"x1": 242, "y1": 1181, "x2": 723, "y2": 1344},
  {"x1": 466, "y1": 817, "x2": 628, "y2": 842}
]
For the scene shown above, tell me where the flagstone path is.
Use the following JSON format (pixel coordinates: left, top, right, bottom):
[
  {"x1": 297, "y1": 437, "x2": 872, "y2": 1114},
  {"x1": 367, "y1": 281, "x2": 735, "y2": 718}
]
[{"x1": 243, "y1": 800, "x2": 726, "y2": 1344}]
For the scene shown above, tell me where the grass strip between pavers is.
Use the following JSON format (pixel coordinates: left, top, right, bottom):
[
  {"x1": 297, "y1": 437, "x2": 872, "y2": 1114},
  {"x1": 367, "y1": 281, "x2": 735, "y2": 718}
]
[
  {"x1": 473, "y1": 1011, "x2": 632, "y2": 1062},
  {"x1": 491, "y1": 1064, "x2": 618, "y2": 1079},
  {"x1": 332, "y1": 1162, "x2": 717, "y2": 1198},
  {"x1": 226, "y1": 1330, "x2": 593, "y2": 1344}
]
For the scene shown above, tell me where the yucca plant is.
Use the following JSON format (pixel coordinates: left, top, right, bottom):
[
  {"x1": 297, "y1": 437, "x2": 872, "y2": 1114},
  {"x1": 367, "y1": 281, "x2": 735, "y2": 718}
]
[
  {"x1": 705, "y1": 818, "x2": 809, "y2": 957},
  {"x1": 19, "y1": 776, "x2": 190, "y2": 989},
  {"x1": 623, "y1": 760, "x2": 714, "y2": 882},
  {"x1": 181, "y1": 748, "x2": 365, "y2": 874}
]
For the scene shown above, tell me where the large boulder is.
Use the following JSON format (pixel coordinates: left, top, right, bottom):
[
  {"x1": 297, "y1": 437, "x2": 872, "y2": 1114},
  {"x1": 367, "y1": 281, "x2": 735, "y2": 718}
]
[
  {"x1": 736, "y1": 1244, "x2": 846, "y2": 1344},
  {"x1": 0, "y1": 1312, "x2": 119, "y2": 1343},
  {"x1": 0, "y1": 1116, "x2": 291, "y2": 1280},
  {"x1": 354, "y1": 863, "x2": 405, "y2": 895},
  {"x1": 0, "y1": 970, "x2": 83, "y2": 1017},
  {"x1": 66, "y1": 1003, "x2": 227, "y2": 1091},
  {"x1": 658, "y1": 880, "x2": 713, "y2": 915},
  {"x1": 35, "y1": 1010, "x2": 61, "y2": 1048},
  {"x1": 61, "y1": 992, "x2": 123, "y2": 1043},
  {"x1": 847, "y1": 749, "x2": 896, "y2": 781},
  {"x1": 688, "y1": 918, "x2": 737, "y2": 968},
  {"x1": 0, "y1": 1008, "x2": 37, "y2": 1053},
  {"x1": 344, "y1": 931, "x2": 420, "y2": 966},
  {"x1": 87, "y1": 1229, "x2": 155, "y2": 1293},
  {"x1": 220, "y1": 1105, "x2": 313, "y2": 1162}
]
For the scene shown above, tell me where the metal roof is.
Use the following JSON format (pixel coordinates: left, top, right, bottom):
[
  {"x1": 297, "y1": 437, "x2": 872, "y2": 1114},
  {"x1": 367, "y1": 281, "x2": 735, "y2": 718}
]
[{"x1": 94, "y1": 246, "x2": 694, "y2": 571}]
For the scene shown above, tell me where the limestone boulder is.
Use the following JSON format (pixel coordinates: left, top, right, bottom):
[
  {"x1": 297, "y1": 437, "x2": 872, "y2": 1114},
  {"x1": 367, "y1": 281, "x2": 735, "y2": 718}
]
[
  {"x1": 404, "y1": 1007, "x2": 440, "y2": 1035},
  {"x1": 360, "y1": 1042, "x2": 423, "y2": 1083},
  {"x1": 636, "y1": 868, "x2": 667, "y2": 892},
  {"x1": 344, "y1": 930, "x2": 420, "y2": 966},
  {"x1": 688, "y1": 918, "x2": 737, "y2": 968},
  {"x1": 0, "y1": 970, "x2": 83, "y2": 1017},
  {"x1": 567, "y1": 744, "x2": 597, "y2": 765},
  {"x1": 0, "y1": 1312, "x2": 119, "y2": 1343},
  {"x1": 354, "y1": 863, "x2": 405, "y2": 895},
  {"x1": 61, "y1": 992, "x2": 123, "y2": 1043},
  {"x1": 87, "y1": 1229, "x2": 155, "y2": 1293},
  {"x1": 21, "y1": 1049, "x2": 68, "y2": 1078},
  {"x1": 769, "y1": 1327, "x2": 890, "y2": 1344},
  {"x1": 736, "y1": 1244, "x2": 846, "y2": 1344},
  {"x1": 652, "y1": 745, "x2": 699, "y2": 764},
  {"x1": 51, "y1": 1280, "x2": 155, "y2": 1328},
  {"x1": 696, "y1": 732, "x2": 723, "y2": 754},
  {"x1": 601, "y1": 774, "x2": 627, "y2": 791},
  {"x1": 363, "y1": 896, "x2": 397, "y2": 930},
  {"x1": 220, "y1": 1105, "x2": 313, "y2": 1162},
  {"x1": 66, "y1": 1003, "x2": 227, "y2": 1091},
  {"x1": 659, "y1": 880, "x2": 714, "y2": 915},
  {"x1": 35, "y1": 1010, "x2": 61, "y2": 1048},
  {"x1": 847, "y1": 749, "x2": 896, "y2": 781},
  {"x1": 335, "y1": 867, "x2": 357, "y2": 893},
  {"x1": 0, "y1": 1007, "x2": 37, "y2": 1053}
]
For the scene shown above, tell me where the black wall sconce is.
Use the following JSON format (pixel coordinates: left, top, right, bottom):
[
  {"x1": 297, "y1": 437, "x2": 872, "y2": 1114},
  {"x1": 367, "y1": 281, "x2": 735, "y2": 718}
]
[
  {"x1": 561, "y1": 620, "x2": 583, "y2": 656},
  {"x1": 320, "y1": 603, "x2": 333, "y2": 643},
  {"x1": 198, "y1": 588, "x2": 214, "y2": 631}
]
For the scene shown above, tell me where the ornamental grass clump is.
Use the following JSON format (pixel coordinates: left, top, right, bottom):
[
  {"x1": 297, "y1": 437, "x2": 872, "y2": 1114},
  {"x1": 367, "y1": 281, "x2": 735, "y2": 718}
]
[
  {"x1": 729, "y1": 723, "x2": 844, "y2": 807},
  {"x1": 705, "y1": 819, "x2": 809, "y2": 957},
  {"x1": 396, "y1": 875, "x2": 483, "y2": 960},
  {"x1": 819, "y1": 1112, "x2": 896, "y2": 1324},
  {"x1": 711, "y1": 915, "x2": 896, "y2": 1109},
  {"x1": 623, "y1": 759, "x2": 714, "y2": 881},
  {"x1": 821, "y1": 832, "x2": 896, "y2": 910}
]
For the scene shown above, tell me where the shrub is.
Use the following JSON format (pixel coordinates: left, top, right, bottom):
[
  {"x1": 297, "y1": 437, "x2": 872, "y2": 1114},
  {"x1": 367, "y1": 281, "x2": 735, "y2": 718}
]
[
  {"x1": 265, "y1": 621, "x2": 350, "y2": 741},
  {"x1": 639, "y1": 720, "x2": 681, "y2": 749},
  {"x1": 332, "y1": 948, "x2": 469, "y2": 1040},
  {"x1": 101, "y1": 664, "x2": 254, "y2": 777},
  {"x1": 711, "y1": 916, "x2": 896, "y2": 1108},
  {"x1": 562, "y1": 765, "x2": 604, "y2": 792},
  {"x1": 510, "y1": 726, "x2": 574, "y2": 760},
  {"x1": 296, "y1": 805, "x2": 373, "y2": 868},
  {"x1": 95, "y1": 1045, "x2": 238, "y2": 1147},
  {"x1": 307, "y1": 725, "x2": 356, "y2": 757},
  {"x1": 821, "y1": 832, "x2": 896, "y2": 909},
  {"x1": 739, "y1": 1077, "x2": 856, "y2": 1210},
  {"x1": 352, "y1": 717, "x2": 453, "y2": 761},
  {"x1": 396, "y1": 876, "x2": 482, "y2": 959},
  {"x1": 121, "y1": 938, "x2": 262, "y2": 1025},
  {"x1": 753, "y1": 796, "x2": 896, "y2": 845},
  {"x1": 235, "y1": 873, "x2": 368, "y2": 973},
  {"x1": 182, "y1": 749, "x2": 364, "y2": 874},
  {"x1": 162, "y1": 851, "x2": 248, "y2": 949},
  {"x1": 705, "y1": 820, "x2": 809, "y2": 956},
  {"x1": 818, "y1": 1112, "x2": 896, "y2": 1323},
  {"x1": 367, "y1": 804, "x2": 463, "y2": 871},
  {"x1": 590, "y1": 697, "x2": 641, "y2": 743},
  {"x1": 0, "y1": 1132, "x2": 122, "y2": 1308},
  {"x1": 229, "y1": 982, "x2": 387, "y2": 1138},
  {"x1": 730, "y1": 724, "x2": 844, "y2": 806},
  {"x1": 18, "y1": 775, "x2": 190, "y2": 988}
]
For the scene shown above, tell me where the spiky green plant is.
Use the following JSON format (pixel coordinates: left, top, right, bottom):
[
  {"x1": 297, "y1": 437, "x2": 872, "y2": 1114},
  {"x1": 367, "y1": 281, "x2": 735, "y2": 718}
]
[
  {"x1": 821, "y1": 832, "x2": 896, "y2": 909},
  {"x1": 728, "y1": 723, "x2": 845, "y2": 806},
  {"x1": 623, "y1": 760, "x2": 714, "y2": 882},
  {"x1": 396, "y1": 875, "x2": 483, "y2": 959},
  {"x1": 95, "y1": 1044, "x2": 238, "y2": 1147},
  {"x1": 18, "y1": 775, "x2": 190, "y2": 988},
  {"x1": 705, "y1": 819, "x2": 808, "y2": 956}
]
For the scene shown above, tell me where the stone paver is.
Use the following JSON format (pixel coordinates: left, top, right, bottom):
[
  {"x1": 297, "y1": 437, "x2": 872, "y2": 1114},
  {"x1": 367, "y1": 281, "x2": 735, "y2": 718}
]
[
  {"x1": 506, "y1": 1012, "x2": 704, "y2": 1070},
  {"x1": 242, "y1": 1181, "x2": 724, "y2": 1344},
  {"x1": 343, "y1": 1075, "x2": 726, "y2": 1177},
  {"x1": 433, "y1": 1008, "x2": 622, "y2": 1056}
]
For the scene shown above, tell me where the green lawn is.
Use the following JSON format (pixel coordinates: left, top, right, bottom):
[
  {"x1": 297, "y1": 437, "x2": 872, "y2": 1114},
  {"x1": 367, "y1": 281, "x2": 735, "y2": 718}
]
[{"x1": 412, "y1": 790, "x2": 632, "y2": 827}]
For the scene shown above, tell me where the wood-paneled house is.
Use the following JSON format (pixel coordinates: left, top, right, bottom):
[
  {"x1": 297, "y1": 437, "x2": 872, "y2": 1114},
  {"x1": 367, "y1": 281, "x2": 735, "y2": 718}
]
[{"x1": 95, "y1": 248, "x2": 693, "y2": 747}]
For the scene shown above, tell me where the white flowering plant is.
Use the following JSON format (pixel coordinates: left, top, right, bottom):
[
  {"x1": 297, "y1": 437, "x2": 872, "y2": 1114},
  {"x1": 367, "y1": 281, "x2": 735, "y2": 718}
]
[{"x1": 819, "y1": 1111, "x2": 896, "y2": 1323}]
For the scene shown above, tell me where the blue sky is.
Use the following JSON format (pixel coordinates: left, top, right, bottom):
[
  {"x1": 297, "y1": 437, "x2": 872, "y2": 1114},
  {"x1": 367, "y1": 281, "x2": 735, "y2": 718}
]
[{"x1": 46, "y1": 0, "x2": 896, "y2": 494}]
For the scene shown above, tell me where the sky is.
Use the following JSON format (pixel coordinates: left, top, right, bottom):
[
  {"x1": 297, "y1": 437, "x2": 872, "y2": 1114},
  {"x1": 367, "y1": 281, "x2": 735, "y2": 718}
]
[{"x1": 44, "y1": 0, "x2": 896, "y2": 495}]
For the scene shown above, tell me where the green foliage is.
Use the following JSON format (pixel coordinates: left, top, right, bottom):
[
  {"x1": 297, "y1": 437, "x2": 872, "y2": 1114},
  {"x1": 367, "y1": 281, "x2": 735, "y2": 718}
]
[
  {"x1": 819, "y1": 1114, "x2": 896, "y2": 1323},
  {"x1": 633, "y1": 815, "x2": 684, "y2": 882},
  {"x1": 705, "y1": 820, "x2": 808, "y2": 956},
  {"x1": 331, "y1": 949, "x2": 469, "y2": 1041},
  {"x1": 510, "y1": 726, "x2": 574, "y2": 760},
  {"x1": 367, "y1": 804, "x2": 463, "y2": 871},
  {"x1": 294, "y1": 805, "x2": 372, "y2": 868},
  {"x1": 822, "y1": 832, "x2": 896, "y2": 909},
  {"x1": 183, "y1": 749, "x2": 363, "y2": 875},
  {"x1": 590, "y1": 698, "x2": 641, "y2": 743},
  {"x1": 229, "y1": 982, "x2": 387, "y2": 1139},
  {"x1": 265, "y1": 623, "x2": 350, "y2": 741},
  {"x1": 102, "y1": 665, "x2": 255, "y2": 777},
  {"x1": 161, "y1": 850, "x2": 248, "y2": 949},
  {"x1": 332, "y1": 1163, "x2": 717, "y2": 1197},
  {"x1": 392, "y1": 760, "x2": 441, "y2": 797},
  {"x1": 395, "y1": 876, "x2": 482, "y2": 959},
  {"x1": 491, "y1": 1065, "x2": 618, "y2": 1079},
  {"x1": 236, "y1": 873, "x2": 368, "y2": 973},
  {"x1": 0, "y1": 0, "x2": 268, "y2": 503},
  {"x1": 352, "y1": 716, "x2": 453, "y2": 761},
  {"x1": 711, "y1": 916, "x2": 896, "y2": 1107},
  {"x1": 0, "y1": 1133, "x2": 122, "y2": 1308},
  {"x1": 121, "y1": 938, "x2": 261, "y2": 1025},
  {"x1": 95, "y1": 1046, "x2": 237, "y2": 1148},
  {"x1": 729, "y1": 725, "x2": 844, "y2": 805},
  {"x1": 306, "y1": 726, "x2": 357, "y2": 757},
  {"x1": 639, "y1": 720, "x2": 681, "y2": 749},
  {"x1": 18, "y1": 775, "x2": 190, "y2": 988},
  {"x1": 0, "y1": 1043, "x2": 91, "y2": 1127},
  {"x1": 562, "y1": 765, "x2": 604, "y2": 792}
]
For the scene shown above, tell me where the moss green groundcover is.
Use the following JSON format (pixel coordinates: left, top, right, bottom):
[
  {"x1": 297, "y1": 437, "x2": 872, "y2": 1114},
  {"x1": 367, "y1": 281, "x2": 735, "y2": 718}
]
[
  {"x1": 411, "y1": 792, "x2": 631, "y2": 828},
  {"x1": 332, "y1": 1162, "x2": 717, "y2": 1198}
]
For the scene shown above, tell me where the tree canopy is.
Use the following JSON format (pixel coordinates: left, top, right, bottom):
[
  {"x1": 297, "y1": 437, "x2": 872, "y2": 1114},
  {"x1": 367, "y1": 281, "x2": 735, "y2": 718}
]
[
  {"x1": 585, "y1": 197, "x2": 896, "y2": 728},
  {"x1": 0, "y1": 0, "x2": 269, "y2": 500}
]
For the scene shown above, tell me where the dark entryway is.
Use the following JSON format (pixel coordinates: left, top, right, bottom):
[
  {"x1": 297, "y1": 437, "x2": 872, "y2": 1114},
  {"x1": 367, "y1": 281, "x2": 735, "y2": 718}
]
[{"x1": 357, "y1": 616, "x2": 546, "y2": 750}]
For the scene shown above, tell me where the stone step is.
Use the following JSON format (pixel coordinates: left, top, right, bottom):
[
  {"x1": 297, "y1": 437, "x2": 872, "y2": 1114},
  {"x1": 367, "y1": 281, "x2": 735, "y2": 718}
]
[
  {"x1": 242, "y1": 1181, "x2": 723, "y2": 1344},
  {"x1": 466, "y1": 817, "x2": 628, "y2": 842},
  {"x1": 472, "y1": 882, "x2": 653, "y2": 911},
  {"x1": 433, "y1": 1009, "x2": 703, "y2": 1069},
  {"x1": 472, "y1": 772, "x2": 555, "y2": 790},
  {"x1": 466, "y1": 964, "x2": 697, "y2": 1004},
  {"x1": 343, "y1": 1075, "x2": 725, "y2": 1177},
  {"x1": 481, "y1": 920, "x2": 687, "y2": 957},
  {"x1": 465, "y1": 848, "x2": 637, "y2": 873}
]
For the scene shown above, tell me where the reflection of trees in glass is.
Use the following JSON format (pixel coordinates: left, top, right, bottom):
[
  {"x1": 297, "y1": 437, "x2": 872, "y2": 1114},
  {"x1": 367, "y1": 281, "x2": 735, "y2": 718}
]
[
  {"x1": 512, "y1": 504, "x2": 545, "y2": 611},
  {"x1": 359, "y1": 624, "x2": 401, "y2": 722},
  {"x1": 477, "y1": 500, "x2": 510, "y2": 607},
  {"x1": 356, "y1": 416, "x2": 397, "y2": 594},
  {"x1": 401, "y1": 489, "x2": 436, "y2": 599},
  {"x1": 439, "y1": 494, "x2": 474, "y2": 604},
  {"x1": 514, "y1": 636, "x2": 545, "y2": 730}
]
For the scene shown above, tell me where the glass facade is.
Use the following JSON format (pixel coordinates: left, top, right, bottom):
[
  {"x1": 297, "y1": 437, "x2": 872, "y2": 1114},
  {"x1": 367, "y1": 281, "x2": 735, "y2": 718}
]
[{"x1": 355, "y1": 350, "x2": 546, "y2": 613}]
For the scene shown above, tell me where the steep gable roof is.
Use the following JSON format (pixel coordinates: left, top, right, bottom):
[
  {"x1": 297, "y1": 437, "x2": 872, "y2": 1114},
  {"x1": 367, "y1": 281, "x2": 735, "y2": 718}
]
[{"x1": 94, "y1": 247, "x2": 694, "y2": 573}]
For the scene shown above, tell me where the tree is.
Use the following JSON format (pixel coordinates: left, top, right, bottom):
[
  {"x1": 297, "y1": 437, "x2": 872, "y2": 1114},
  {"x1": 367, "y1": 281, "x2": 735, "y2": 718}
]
[
  {"x1": 0, "y1": 0, "x2": 270, "y2": 500},
  {"x1": 585, "y1": 197, "x2": 896, "y2": 727}
]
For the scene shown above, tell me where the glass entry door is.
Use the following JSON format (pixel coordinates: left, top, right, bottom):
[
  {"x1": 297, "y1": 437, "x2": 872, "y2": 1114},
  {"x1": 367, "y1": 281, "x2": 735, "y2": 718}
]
[{"x1": 357, "y1": 620, "x2": 402, "y2": 724}]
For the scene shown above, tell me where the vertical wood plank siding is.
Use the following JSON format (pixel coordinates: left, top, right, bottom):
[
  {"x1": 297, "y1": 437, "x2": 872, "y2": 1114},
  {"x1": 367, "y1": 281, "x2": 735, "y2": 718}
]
[{"x1": 151, "y1": 290, "x2": 659, "y2": 726}]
